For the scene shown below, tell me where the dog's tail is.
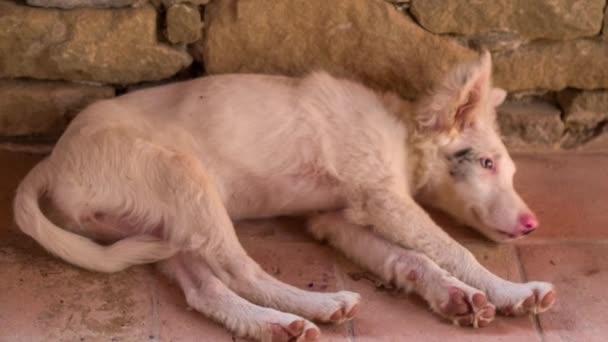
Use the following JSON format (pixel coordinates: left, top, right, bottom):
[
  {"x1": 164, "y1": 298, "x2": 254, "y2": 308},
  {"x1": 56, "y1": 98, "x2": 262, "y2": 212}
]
[{"x1": 13, "y1": 158, "x2": 178, "y2": 273}]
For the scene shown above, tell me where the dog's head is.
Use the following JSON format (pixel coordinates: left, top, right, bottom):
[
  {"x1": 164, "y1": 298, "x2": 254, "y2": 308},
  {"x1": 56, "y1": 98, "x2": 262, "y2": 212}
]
[{"x1": 414, "y1": 51, "x2": 537, "y2": 242}]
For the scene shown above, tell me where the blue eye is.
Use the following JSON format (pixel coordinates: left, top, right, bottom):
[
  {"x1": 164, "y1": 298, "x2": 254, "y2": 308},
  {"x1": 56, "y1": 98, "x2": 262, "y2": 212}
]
[{"x1": 480, "y1": 158, "x2": 494, "y2": 169}]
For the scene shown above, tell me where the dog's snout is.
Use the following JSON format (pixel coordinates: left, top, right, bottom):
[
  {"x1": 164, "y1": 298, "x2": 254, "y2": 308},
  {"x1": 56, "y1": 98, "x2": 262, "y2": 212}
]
[{"x1": 517, "y1": 213, "x2": 538, "y2": 235}]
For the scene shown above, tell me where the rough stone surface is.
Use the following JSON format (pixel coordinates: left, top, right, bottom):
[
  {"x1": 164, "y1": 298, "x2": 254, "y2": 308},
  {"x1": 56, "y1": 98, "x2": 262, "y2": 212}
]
[
  {"x1": 385, "y1": 0, "x2": 410, "y2": 11},
  {"x1": 0, "y1": 1, "x2": 192, "y2": 84},
  {"x1": 557, "y1": 90, "x2": 608, "y2": 147},
  {"x1": 462, "y1": 31, "x2": 525, "y2": 52},
  {"x1": 410, "y1": 0, "x2": 605, "y2": 41},
  {"x1": 202, "y1": 0, "x2": 476, "y2": 100},
  {"x1": 166, "y1": 4, "x2": 202, "y2": 44},
  {"x1": 160, "y1": 0, "x2": 209, "y2": 6},
  {"x1": 497, "y1": 100, "x2": 565, "y2": 145},
  {"x1": 603, "y1": 4, "x2": 608, "y2": 40},
  {"x1": 493, "y1": 40, "x2": 608, "y2": 91},
  {"x1": 26, "y1": 0, "x2": 146, "y2": 8},
  {"x1": 0, "y1": 80, "x2": 114, "y2": 137}
]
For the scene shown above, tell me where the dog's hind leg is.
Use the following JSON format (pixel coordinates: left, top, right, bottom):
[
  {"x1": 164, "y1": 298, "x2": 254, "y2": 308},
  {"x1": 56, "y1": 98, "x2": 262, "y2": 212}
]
[
  {"x1": 308, "y1": 211, "x2": 495, "y2": 327},
  {"x1": 126, "y1": 146, "x2": 360, "y2": 325},
  {"x1": 344, "y1": 188, "x2": 556, "y2": 317},
  {"x1": 158, "y1": 253, "x2": 320, "y2": 342},
  {"x1": 175, "y1": 167, "x2": 360, "y2": 324}
]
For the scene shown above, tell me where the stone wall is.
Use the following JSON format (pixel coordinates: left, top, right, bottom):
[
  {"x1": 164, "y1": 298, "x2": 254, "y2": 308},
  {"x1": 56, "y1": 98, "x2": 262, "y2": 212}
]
[{"x1": 1, "y1": 0, "x2": 607, "y2": 149}]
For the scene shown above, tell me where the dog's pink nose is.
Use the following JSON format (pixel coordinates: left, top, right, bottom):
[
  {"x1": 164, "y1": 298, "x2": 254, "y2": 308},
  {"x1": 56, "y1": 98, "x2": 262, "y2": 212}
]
[{"x1": 517, "y1": 213, "x2": 538, "y2": 235}]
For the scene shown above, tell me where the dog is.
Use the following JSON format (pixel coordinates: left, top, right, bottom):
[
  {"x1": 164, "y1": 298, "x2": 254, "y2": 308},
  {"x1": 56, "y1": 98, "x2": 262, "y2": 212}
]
[{"x1": 13, "y1": 51, "x2": 555, "y2": 341}]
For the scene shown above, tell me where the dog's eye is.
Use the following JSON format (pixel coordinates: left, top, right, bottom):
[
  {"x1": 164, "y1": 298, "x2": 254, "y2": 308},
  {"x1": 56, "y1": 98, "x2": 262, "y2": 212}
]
[{"x1": 480, "y1": 158, "x2": 494, "y2": 170}]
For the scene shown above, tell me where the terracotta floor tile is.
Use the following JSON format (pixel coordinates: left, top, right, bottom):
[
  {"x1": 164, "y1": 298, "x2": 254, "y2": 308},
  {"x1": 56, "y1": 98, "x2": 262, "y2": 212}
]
[
  {"x1": 342, "y1": 244, "x2": 540, "y2": 341},
  {"x1": 512, "y1": 153, "x2": 608, "y2": 241},
  {"x1": 155, "y1": 239, "x2": 352, "y2": 342},
  {"x1": 0, "y1": 151, "x2": 45, "y2": 241},
  {"x1": 518, "y1": 243, "x2": 608, "y2": 342},
  {"x1": 239, "y1": 238, "x2": 352, "y2": 341},
  {"x1": 2, "y1": 148, "x2": 607, "y2": 341},
  {"x1": 155, "y1": 275, "x2": 240, "y2": 342},
  {"x1": 0, "y1": 239, "x2": 156, "y2": 341}
]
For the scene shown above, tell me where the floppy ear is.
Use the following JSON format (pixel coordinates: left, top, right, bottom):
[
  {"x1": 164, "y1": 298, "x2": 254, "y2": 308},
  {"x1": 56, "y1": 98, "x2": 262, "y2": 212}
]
[{"x1": 415, "y1": 51, "x2": 494, "y2": 134}]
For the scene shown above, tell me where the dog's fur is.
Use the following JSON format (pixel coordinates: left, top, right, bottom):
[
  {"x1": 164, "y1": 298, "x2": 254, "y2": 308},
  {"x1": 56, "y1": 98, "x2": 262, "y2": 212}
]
[{"x1": 14, "y1": 52, "x2": 555, "y2": 341}]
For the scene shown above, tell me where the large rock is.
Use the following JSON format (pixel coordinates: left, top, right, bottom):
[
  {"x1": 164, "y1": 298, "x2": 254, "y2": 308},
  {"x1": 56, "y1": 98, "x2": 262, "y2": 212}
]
[
  {"x1": 0, "y1": 80, "x2": 114, "y2": 137},
  {"x1": 26, "y1": 0, "x2": 146, "y2": 8},
  {"x1": 557, "y1": 90, "x2": 608, "y2": 147},
  {"x1": 464, "y1": 31, "x2": 525, "y2": 52},
  {"x1": 161, "y1": 0, "x2": 209, "y2": 6},
  {"x1": 166, "y1": 3, "x2": 202, "y2": 44},
  {"x1": 410, "y1": 0, "x2": 605, "y2": 41},
  {"x1": 0, "y1": 1, "x2": 192, "y2": 84},
  {"x1": 493, "y1": 40, "x2": 608, "y2": 91},
  {"x1": 202, "y1": 0, "x2": 476, "y2": 100},
  {"x1": 603, "y1": 5, "x2": 608, "y2": 40},
  {"x1": 497, "y1": 100, "x2": 565, "y2": 145}
]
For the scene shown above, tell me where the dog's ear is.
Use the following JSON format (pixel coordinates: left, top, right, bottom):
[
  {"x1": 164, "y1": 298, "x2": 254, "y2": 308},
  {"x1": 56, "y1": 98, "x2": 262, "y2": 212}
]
[{"x1": 415, "y1": 51, "x2": 496, "y2": 134}]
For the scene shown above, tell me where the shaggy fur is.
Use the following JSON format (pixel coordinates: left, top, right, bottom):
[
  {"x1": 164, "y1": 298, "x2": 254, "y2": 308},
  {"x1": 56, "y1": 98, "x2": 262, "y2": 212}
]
[{"x1": 13, "y1": 52, "x2": 555, "y2": 341}]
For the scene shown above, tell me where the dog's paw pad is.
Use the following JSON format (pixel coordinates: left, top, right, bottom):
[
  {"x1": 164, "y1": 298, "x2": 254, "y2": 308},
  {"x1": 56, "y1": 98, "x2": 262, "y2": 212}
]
[
  {"x1": 442, "y1": 287, "x2": 470, "y2": 316},
  {"x1": 328, "y1": 302, "x2": 359, "y2": 322},
  {"x1": 476, "y1": 305, "x2": 496, "y2": 328},
  {"x1": 539, "y1": 290, "x2": 556, "y2": 311},
  {"x1": 472, "y1": 292, "x2": 487, "y2": 307},
  {"x1": 326, "y1": 291, "x2": 360, "y2": 323},
  {"x1": 287, "y1": 320, "x2": 305, "y2": 335},
  {"x1": 440, "y1": 285, "x2": 495, "y2": 328},
  {"x1": 270, "y1": 323, "x2": 292, "y2": 341},
  {"x1": 346, "y1": 303, "x2": 360, "y2": 319},
  {"x1": 329, "y1": 308, "x2": 344, "y2": 321},
  {"x1": 269, "y1": 319, "x2": 319, "y2": 342},
  {"x1": 303, "y1": 325, "x2": 321, "y2": 341}
]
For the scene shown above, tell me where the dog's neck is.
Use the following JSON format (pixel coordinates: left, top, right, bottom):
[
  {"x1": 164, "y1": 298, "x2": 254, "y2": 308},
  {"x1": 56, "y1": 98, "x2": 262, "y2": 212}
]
[{"x1": 379, "y1": 91, "x2": 444, "y2": 195}]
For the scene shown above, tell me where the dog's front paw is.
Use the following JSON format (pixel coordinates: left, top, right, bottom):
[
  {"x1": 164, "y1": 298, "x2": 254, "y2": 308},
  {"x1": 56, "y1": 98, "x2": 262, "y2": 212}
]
[
  {"x1": 430, "y1": 277, "x2": 496, "y2": 328},
  {"x1": 492, "y1": 281, "x2": 556, "y2": 316}
]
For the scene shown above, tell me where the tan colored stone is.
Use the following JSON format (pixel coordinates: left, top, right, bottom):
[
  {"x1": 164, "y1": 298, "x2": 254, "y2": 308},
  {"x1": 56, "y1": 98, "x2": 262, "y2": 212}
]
[
  {"x1": 497, "y1": 100, "x2": 565, "y2": 145},
  {"x1": 0, "y1": 80, "x2": 114, "y2": 137},
  {"x1": 557, "y1": 89, "x2": 608, "y2": 147},
  {"x1": 166, "y1": 3, "x2": 202, "y2": 44},
  {"x1": 493, "y1": 40, "x2": 608, "y2": 91},
  {"x1": 384, "y1": 0, "x2": 410, "y2": 12},
  {"x1": 465, "y1": 31, "x2": 524, "y2": 52},
  {"x1": 166, "y1": 0, "x2": 209, "y2": 5},
  {"x1": 603, "y1": 5, "x2": 608, "y2": 40},
  {"x1": 26, "y1": 0, "x2": 146, "y2": 8},
  {"x1": 410, "y1": 0, "x2": 604, "y2": 41},
  {"x1": 202, "y1": 0, "x2": 476, "y2": 100},
  {"x1": 0, "y1": 1, "x2": 192, "y2": 84}
]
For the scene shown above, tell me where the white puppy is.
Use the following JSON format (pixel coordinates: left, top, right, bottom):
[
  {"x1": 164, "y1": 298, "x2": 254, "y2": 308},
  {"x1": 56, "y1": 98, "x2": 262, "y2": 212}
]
[{"x1": 14, "y1": 51, "x2": 555, "y2": 341}]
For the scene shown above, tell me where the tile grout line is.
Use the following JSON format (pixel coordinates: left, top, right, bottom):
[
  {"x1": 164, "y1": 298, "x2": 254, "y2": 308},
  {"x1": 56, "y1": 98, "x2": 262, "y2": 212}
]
[
  {"x1": 515, "y1": 239, "x2": 608, "y2": 245},
  {"x1": 333, "y1": 261, "x2": 356, "y2": 342},
  {"x1": 148, "y1": 268, "x2": 161, "y2": 342},
  {"x1": 515, "y1": 246, "x2": 545, "y2": 342},
  {"x1": 459, "y1": 238, "x2": 608, "y2": 246}
]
